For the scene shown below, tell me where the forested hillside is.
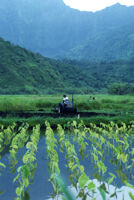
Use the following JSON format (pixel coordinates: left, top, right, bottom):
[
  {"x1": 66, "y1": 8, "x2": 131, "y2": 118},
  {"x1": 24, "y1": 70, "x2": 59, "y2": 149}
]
[
  {"x1": 0, "y1": 37, "x2": 134, "y2": 94},
  {"x1": 63, "y1": 59, "x2": 134, "y2": 94},
  {"x1": 0, "y1": 38, "x2": 96, "y2": 94},
  {"x1": 0, "y1": 0, "x2": 134, "y2": 61}
]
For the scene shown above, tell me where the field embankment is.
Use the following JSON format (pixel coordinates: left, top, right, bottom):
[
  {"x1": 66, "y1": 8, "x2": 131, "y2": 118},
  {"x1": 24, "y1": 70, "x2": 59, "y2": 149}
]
[{"x1": 0, "y1": 94, "x2": 133, "y2": 126}]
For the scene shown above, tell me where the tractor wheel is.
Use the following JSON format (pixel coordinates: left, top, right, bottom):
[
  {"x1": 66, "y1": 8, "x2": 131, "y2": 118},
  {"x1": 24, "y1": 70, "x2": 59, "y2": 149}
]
[
  {"x1": 59, "y1": 104, "x2": 63, "y2": 114},
  {"x1": 74, "y1": 108, "x2": 77, "y2": 114}
]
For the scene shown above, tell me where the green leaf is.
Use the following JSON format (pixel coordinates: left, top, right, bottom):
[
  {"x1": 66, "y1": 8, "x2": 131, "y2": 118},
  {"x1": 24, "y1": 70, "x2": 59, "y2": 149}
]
[
  {"x1": 110, "y1": 192, "x2": 117, "y2": 198},
  {"x1": 124, "y1": 180, "x2": 134, "y2": 189},
  {"x1": 23, "y1": 178, "x2": 29, "y2": 187},
  {"x1": 22, "y1": 165, "x2": 30, "y2": 178},
  {"x1": 87, "y1": 182, "x2": 96, "y2": 191},
  {"x1": 13, "y1": 174, "x2": 20, "y2": 183},
  {"x1": 93, "y1": 172, "x2": 102, "y2": 182},
  {"x1": 0, "y1": 190, "x2": 5, "y2": 195},
  {"x1": 78, "y1": 173, "x2": 89, "y2": 188},
  {"x1": 54, "y1": 175, "x2": 75, "y2": 200},
  {"x1": 23, "y1": 155, "x2": 29, "y2": 164},
  {"x1": 26, "y1": 142, "x2": 33, "y2": 149},
  {"x1": 78, "y1": 189, "x2": 85, "y2": 197},
  {"x1": 17, "y1": 166, "x2": 22, "y2": 173},
  {"x1": 16, "y1": 187, "x2": 21, "y2": 196},
  {"x1": 79, "y1": 165, "x2": 84, "y2": 173},
  {"x1": 108, "y1": 177, "x2": 114, "y2": 185},
  {"x1": 21, "y1": 190, "x2": 30, "y2": 200},
  {"x1": 99, "y1": 183, "x2": 109, "y2": 194},
  {"x1": 108, "y1": 173, "x2": 116, "y2": 185},
  {"x1": 98, "y1": 188, "x2": 106, "y2": 200},
  {"x1": 129, "y1": 192, "x2": 134, "y2": 200},
  {"x1": 73, "y1": 121, "x2": 77, "y2": 127},
  {"x1": 0, "y1": 162, "x2": 6, "y2": 168},
  {"x1": 14, "y1": 198, "x2": 20, "y2": 200}
]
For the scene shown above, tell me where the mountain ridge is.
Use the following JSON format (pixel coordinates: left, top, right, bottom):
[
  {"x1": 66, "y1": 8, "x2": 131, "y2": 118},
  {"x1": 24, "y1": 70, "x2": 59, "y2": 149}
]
[{"x1": 0, "y1": 0, "x2": 134, "y2": 60}]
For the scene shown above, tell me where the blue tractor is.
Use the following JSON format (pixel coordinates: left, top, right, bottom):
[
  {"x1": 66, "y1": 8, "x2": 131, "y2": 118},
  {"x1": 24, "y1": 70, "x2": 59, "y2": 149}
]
[{"x1": 55, "y1": 95, "x2": 77, "y2": 114}]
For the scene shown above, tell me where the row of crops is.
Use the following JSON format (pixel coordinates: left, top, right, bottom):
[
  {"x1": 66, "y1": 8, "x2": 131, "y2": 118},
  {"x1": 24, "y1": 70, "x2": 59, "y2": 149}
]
[{"x1": 0, "y1": 121, "x2": 134, "y2": 199}]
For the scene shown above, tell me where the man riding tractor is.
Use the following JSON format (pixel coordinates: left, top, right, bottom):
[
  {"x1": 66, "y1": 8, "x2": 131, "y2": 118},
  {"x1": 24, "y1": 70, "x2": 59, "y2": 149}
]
[{"x1": 59, "y1": 95, "x2": 77, "y2": 114}]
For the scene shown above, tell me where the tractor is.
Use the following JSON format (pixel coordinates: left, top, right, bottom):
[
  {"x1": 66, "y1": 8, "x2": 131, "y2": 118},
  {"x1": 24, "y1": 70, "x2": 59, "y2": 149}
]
[{"x1": 54, "y1": 95, "x2": 77, "y2": 114}]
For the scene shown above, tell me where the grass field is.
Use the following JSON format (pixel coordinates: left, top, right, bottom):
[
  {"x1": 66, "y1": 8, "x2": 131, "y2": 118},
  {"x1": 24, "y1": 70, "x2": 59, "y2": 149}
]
[
  {"x1": 0, "y1": 94, "x2": 133, "y2": 126},
  {"x1": 0, "y1": 94, "x2": 134, "y2": 112}
]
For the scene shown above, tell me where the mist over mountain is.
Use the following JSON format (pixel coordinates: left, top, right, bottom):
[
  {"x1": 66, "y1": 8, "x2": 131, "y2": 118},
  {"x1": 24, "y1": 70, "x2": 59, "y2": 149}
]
[
  {"x1": 0, "y1": 0, "x2": 92, "y2": 58},
  {"x1": 66, "y1": 3, "x2": 134, "y2": 61},
  {"x1": 0, "y1": 0, "x2": 134, "y2": 61}
]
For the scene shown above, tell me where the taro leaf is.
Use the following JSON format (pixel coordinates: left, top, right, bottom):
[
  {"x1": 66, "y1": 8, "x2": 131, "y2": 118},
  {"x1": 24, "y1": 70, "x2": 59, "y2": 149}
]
[
  {"x1": 78, "y1": 173, "x2": 89, "y2": 188},
  {"x1": 98, "y1": 188, "x2": 106, "y2": 200},
  {"x1": 129, "y1": 192, "x2": 134, "y2": 200},
  {"x1": 99, "y1": 183, "x2": 108, "y2": 194},
  {"x1": 30, "y1": 163, "x2": 37, "y2": 179},
  {"x1": 124, "y1": 180, "x2": 134, "y2": 189},
  {"x1": 82, "y1": 194, "x2": 87, "y2": 200},
  {"x1": 0, "y1": 190, "x2": 5, "y2": 195},
  {"x1": 108, "y1": 177, "x2": 114, "y2": 185},
  {"x1": 93, "y1": 172, "x2": 102, "y2": 182},
  {"x1": 21, "y1": 189, "x2": 30, "y2": 200},
  {"x1": 11, "y1": 167, "x2": 17, "y2": 174},
  {"x1": 13, "y1": 174, "x2": 20, "y2": 183},
  {"x1": 54, "y1": 175, "x2": 75, "y2": 200},
  {"x1": 0, "y1": 162, "x2": 6, "y2": 168},
  {"x1": 23, "y1": 178, "x2": 29, "y2": 188},
  {"x1": 110, "y1": 192, "x2": 117, "y2": 198},
  {"x1": 22, "y1": 165, "x2": 30, "y2": 179},
  {"x1": 108, "y1": 173, "x2": 116, "y2": 185},
  {"x1": 87, "y1": 182, "x2": 96, "y2": 191},
  {"x1": 98, "y1": 183, "x2": 109, "y2": 200},
  {"x1": 16, "y1": 187, "x2": 22, "y2": 196},
  {"x1": 73, "y1": 121, "x2": 77, "y2": 128},
  {"x1": 77, "y1": 188, "x2": 84, "y2": 198},
  {"x1": 17, "y1": 166, "x2": 22, "y2": 173}
]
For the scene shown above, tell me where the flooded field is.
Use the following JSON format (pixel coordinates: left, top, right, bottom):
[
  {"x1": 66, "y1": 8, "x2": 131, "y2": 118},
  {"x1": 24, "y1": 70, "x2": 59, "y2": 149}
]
[{"x1": 0, "y1": 122, "x2": 134, "y2": 199}]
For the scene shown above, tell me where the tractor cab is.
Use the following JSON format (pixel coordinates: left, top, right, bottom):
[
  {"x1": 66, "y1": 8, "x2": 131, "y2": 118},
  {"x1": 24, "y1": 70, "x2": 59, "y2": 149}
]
[{"x1": 54, "y1": 95, "x2": 77, "y2": 114}]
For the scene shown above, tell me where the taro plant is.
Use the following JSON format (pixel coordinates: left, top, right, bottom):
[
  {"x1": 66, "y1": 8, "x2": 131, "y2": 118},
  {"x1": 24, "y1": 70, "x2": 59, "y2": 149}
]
[{"x1": 14, "y1": 124, "x2": 40, "y2": 200}]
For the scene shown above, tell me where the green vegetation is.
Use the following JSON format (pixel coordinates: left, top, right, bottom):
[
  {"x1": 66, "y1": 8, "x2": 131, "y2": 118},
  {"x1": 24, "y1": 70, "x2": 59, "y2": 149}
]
[
  {"x1": 64, "y1": 59, "x2": 134, "y2": 94},
  {"x1": 108, "y1": 83, "x2": 134, "y2": 95},
  {"x1": 0, "y1": 94, "x2": 133, "y2": 126},
  {"x1": 1, "y1": 1, "x2": 134, "y2": 199},
  {"x1": 0, "y1": 115, "x2": 134, "y2": 128},
  {"x1": 0, "y1": 94, "x2": 133, "y2": 112},
  {"x1": 0, "y1": 38, "x2": 96, "y2": 94},
  {"x1": 1, "y1": 37, "x2": 134, "y2": 94},
  {"x1": 1, "y1": 121, "x2": 134, "y2": 199}
]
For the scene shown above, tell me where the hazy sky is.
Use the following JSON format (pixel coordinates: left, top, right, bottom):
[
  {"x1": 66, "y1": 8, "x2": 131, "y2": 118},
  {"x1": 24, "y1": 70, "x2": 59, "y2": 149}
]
[{"x1": 63, "y1": 0, "x2": 134, "y2": 12}]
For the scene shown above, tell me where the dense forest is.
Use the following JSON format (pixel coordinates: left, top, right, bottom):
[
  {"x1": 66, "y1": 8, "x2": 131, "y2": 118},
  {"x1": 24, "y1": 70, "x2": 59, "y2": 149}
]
[
  {"x1": 0, "y1": 0, "x2": 134, "y2": 94},
  {"x1": 64, "y1": 59, "x2": 134, "y2": 94},
  {"x1": 0, "y1": 38, "x2": 96, "y2": 94},
  {"x1": 0, "y1": 0, "x2": 134, "y2": 61},
  {"x1": 0, "y1": 37, "x2": 134, "y2": 94}
]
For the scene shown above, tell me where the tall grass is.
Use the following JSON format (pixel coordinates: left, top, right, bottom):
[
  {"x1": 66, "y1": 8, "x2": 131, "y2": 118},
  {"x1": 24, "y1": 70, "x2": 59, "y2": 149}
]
[{"x1": 0, "y1": 94, "x2": 133, "y2": 112}]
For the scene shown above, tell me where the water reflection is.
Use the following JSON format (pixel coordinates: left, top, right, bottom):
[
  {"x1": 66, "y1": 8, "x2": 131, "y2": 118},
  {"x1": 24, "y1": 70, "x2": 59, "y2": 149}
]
[
  {"x1": 0, "y1": 138, "x2": 51, "y2": 200},
  {"x1": 0, "y1": 135, "x2": 134, "y2": 200}
]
